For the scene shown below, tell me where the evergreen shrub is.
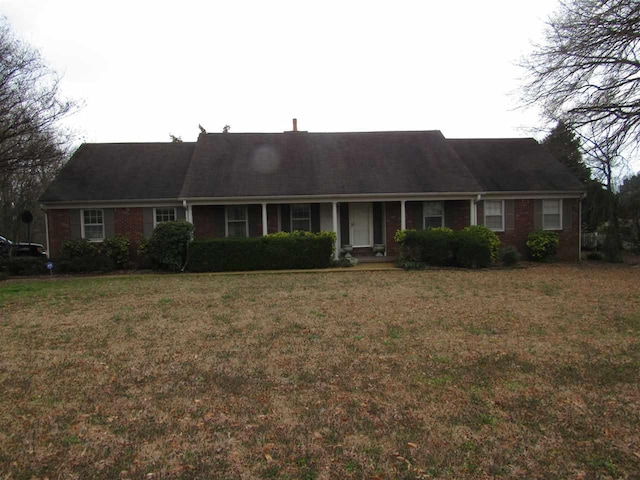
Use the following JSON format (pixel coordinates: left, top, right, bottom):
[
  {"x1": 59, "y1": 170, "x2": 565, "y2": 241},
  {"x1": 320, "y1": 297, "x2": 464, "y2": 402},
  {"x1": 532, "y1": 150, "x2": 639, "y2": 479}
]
[
  {"x1": 526, "y1": 230, "x2": 559, "y2": 261},
  {"x1": 148, "y1": 221, "x2": 194, "y2": 271},
  {"x1": 187, "y1": 231, "x2": 335, "y2": 272}
]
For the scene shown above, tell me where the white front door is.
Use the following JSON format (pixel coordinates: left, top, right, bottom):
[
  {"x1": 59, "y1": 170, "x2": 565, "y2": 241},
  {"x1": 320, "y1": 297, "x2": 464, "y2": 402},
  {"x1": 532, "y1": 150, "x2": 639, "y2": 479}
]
[{"x1": 350, "y1": 203, "x2": 372, "y2": 247}]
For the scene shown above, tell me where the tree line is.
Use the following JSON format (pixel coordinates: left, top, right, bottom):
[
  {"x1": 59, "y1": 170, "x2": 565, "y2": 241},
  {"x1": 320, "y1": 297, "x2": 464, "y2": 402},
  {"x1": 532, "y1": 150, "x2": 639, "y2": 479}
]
[{"x1": 522, "y1": 0, "x2": 640, "y2": 260}]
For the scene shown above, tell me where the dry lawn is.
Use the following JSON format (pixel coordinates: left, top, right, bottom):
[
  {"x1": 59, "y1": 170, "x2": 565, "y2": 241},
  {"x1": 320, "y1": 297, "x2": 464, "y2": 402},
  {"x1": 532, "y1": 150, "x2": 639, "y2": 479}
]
[{"x1": 0, "y1": 263, "x2": 639, "y2": 479}]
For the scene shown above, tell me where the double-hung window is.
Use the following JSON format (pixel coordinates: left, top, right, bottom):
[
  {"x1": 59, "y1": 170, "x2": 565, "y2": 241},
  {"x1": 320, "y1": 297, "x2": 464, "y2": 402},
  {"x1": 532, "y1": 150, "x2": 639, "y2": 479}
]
[
  {"x1": 543, "y1": 199, "x2": 562, "y2": 230},
  {"x1": 154, "y1": 207, "x2": 176, "y2": 227},
  {"x1": 226, "y1": 206, "x2": 248, "y2": 237},
  {"x1": 291, "y1": 204, "x2": 311, "y2": 232},
  {"x1": 484, "y1": 200, "x2": 504, "y2": 231},
  {"x1": 82, "y1": 209, "x2": 104, "y2": 241},
  {"x1": 423, "y1": 201, "x2": 444, "y2": 228}
]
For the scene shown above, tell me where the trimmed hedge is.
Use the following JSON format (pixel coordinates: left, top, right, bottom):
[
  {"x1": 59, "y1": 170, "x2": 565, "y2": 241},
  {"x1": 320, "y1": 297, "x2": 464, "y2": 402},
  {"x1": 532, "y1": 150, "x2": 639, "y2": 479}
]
[
  {"x1": 396, "y1": 228, "x2": 454, "y2": 266},
  {"x1": 453, "y1": 226, "x2": 499, "y2": 269},
  {"x1": 0, "y1": 257, "x2": 49, "y2": 276},
  {"x1": 187, "y1": 233, "x2": 334, "y2": 272},
  {"x1": 396, "y1": 225, "x2": 500, "y2": 269}
]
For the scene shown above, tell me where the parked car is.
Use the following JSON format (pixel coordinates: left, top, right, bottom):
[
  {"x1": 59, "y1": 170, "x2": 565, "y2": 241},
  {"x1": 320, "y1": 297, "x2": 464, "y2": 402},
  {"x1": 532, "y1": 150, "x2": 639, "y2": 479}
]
[{"x1": 0, "y1": 236, "x2": 47, "y2": 257}]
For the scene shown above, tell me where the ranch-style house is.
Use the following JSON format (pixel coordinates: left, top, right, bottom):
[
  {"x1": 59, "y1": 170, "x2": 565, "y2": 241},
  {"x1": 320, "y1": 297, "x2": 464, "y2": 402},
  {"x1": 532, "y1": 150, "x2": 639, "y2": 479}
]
[{"x1": 40, "y1": 122, "x2": 585, "y2": 262}]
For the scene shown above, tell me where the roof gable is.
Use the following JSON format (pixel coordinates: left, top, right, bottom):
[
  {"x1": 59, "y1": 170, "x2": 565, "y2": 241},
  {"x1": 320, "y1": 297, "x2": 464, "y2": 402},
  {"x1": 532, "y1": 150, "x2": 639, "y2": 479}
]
[
  {"x1": 180, "y1": 131, "x2": 482, "y2": 198},
  {"x1": 40, "y1": 142, "x2": 196, "y2": 203},
  {"x1": 449, "y1": 138, "x2": 584, "y2": 192}
]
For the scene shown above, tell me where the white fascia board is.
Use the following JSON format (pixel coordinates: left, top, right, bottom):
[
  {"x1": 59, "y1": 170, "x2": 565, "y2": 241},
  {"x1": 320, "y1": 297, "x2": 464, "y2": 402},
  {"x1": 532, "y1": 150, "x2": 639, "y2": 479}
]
[
  {"x1": 182, "y1": 192, "x2": 482, "y2": 205},
  {"x1": 480, "y1": 191, "x2": 585, "y2": 200}
]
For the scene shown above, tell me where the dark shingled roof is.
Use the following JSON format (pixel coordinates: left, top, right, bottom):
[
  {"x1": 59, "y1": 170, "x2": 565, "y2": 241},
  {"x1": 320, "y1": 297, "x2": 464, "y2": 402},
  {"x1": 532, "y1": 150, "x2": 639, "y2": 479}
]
[
  {"x1": 40, "y1": 131, "x2": 585, "y2": 205},
  {"x1": 449, "y1": 138, "x2": 585, "y2": 192},
  {"x1": 40, "y1": 142, "x2": 196, "y2": 203},
  {"x1": 180, "y1": 131, "x2": 482, "y2": 198}
]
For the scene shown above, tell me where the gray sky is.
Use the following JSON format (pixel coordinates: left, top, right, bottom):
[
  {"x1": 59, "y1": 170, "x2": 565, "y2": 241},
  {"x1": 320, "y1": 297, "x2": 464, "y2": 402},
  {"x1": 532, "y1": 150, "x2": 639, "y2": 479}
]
[{"x1": 2, "y1": 0, "x2": 559, "y2": 143}]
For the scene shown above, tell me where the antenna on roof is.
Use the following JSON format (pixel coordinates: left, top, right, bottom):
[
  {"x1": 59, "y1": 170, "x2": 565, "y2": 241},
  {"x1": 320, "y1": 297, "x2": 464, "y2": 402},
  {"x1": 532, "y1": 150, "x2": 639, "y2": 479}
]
[{"x1": 198, "y1": 124, "x2": 207, "y2": 134}]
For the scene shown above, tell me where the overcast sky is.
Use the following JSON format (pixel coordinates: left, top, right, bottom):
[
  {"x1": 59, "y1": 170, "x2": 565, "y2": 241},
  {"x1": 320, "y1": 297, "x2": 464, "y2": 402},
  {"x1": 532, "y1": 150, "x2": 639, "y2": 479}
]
[{"x1": 2, "y1": 0, "x2": 560, "y2": 144}]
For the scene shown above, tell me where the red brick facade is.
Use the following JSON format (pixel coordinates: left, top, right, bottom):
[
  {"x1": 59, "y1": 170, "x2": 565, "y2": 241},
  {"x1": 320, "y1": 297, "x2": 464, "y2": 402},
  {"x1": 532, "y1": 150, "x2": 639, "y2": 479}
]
[
  {"x1": 47, "y1": 209, "x2": 71, "y2": 259},
  {"x1": 114, "y1": 207, "x2": 145, "y2": 258},
  {"x1": 45, "y1": 199, "x2": 582, "y2": 262}
]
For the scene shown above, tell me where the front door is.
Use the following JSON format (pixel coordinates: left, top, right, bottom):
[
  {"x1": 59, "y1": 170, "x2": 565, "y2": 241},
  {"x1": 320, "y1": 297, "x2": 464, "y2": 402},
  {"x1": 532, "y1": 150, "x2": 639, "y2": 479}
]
[{"x1": 350, "y1": 203, "x2": 372, "y2": 247}]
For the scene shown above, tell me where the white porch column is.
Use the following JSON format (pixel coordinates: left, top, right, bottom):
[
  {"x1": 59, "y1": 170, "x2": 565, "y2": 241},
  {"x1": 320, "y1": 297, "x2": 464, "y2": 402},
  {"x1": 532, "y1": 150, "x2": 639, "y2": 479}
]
[
  {"x1": 262, "y1": 202, "x2": 268, "y2": 236},
  {"x1": 400, "y1": 200, "x2": 407, "y2": 230},
  {"x1": 470, "y1": 199, "x2": 476, "y2": 226},
  {"x1": 332, "y1": 201, "x2": 339, "y2": 260}
]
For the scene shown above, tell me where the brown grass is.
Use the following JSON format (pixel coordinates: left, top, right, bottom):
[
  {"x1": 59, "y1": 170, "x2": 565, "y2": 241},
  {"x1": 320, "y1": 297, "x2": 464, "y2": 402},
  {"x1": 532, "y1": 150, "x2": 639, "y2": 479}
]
[{"x1": 1, "y1": 263, "x2": 639, "y2": 479}]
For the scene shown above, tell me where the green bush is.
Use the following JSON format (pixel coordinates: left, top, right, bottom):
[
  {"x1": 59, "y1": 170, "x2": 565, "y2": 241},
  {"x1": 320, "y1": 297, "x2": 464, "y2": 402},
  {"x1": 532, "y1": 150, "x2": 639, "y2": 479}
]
[
  {"x1": 526, "y1": 230, "x2": 559, "y2": 261},
  {"x1": 499, "y1": 245, "x2": 521, "y2": 267},
  {"x1": 57, "y1": 238, "x2": 114, "y2": 273},
  {"x1": 102, "y1": 236, "x2": 131, "y2": 269},
  {"x1": 396, "y1": 228, "x2": 454, "y2": 266},
  {"x1": 187, "y1": 232, "x2": 334, "y2": 272},
  {"x1": 0, "y1": 257, "x2": 49, "y2": 276},
  {"x1": 61, "y1": 238, "x2": 100, "y2": 259},
  {"x1": 55, "y1": 255, "x2": 114, "y2": 274},
  {"x1": 148, "y1": 221, "x2": 194, "y2": 271},
  {"x1": 453, "y1": 226, "x2": 500, "y2": 268}
]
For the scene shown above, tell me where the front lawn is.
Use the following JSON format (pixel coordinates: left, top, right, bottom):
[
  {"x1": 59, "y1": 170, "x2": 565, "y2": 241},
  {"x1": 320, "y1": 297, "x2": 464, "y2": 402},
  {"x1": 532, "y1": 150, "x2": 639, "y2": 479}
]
[{"x1": 1, "y1": 264, "x2": 639, "y2": 479}]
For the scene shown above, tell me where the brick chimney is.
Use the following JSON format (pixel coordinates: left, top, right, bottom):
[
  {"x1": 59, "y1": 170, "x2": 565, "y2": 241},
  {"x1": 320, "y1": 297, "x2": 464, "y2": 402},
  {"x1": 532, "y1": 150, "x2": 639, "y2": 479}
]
[{"x1": 292, "y1": 118, "x2": 298, "y2": 132}]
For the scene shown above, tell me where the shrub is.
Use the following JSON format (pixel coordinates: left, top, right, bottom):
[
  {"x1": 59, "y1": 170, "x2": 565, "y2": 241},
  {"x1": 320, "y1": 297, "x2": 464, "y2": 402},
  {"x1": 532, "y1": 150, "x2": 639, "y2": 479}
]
[
  {"x1": 0, "y1": 257, "x2": 49, "y2": 276},
  {"x1": 102, "y1": 236, "x2": 131, "y2": 269},
  {"x1": 148, "y1": 221, "x2": 194, "y2": 271},
  {"x1": 526, "y1": 230, "x2": 559, "y2": 261},
  {"x1": 453, "y1": 226, "x2": 500, "y2": 268},
  {"x1": 187, "y1": 232, "x2": 334, "y2": 272},
  {"x1": 61, "y1": 238, "x2": 100, "y2": 259},
  {"x1": 57, "y1": 238, "x2": 114, "y2": 273},
  {"x1": 396, "y1": 228, "x2": 454, "y2": 266},
  {"x1": 499, "y1": 245, "x2": 521, "y2": 267},
  {"x1": 55, "y1": 255, "x2": 114, "y2": 273}
]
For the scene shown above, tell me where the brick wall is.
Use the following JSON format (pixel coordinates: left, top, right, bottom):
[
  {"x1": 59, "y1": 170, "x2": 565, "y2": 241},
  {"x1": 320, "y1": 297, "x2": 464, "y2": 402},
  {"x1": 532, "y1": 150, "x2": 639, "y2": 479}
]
[
  {"x1": 445, "y1": 200, "x2": 470, "y2": 230},
  {"x1": 192, "y1": 206, "x2": 218, "y2": 238},
  {"x1": 267, "y1": 205, "x2": 279, "y2": 233},
  {"x1": 556, "y1": 198, "x2": 580, "y2": 261},
  {"x1": 114, "y1": 208, "x2": 144, "y2": 258},
  {"x1": 494, "y1": 199, "x2": 580, "y2": 261},
  {"x1": 496, "y1": 200, "x2": 535, "y2": 258},
  {"x1": 47, "y1": 209, "x2": 71, "y2": 258}
]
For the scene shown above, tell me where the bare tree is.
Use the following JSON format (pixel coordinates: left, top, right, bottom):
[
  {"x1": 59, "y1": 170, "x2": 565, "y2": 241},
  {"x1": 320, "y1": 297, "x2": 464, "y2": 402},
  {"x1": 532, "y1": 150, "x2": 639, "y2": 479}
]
[
  {"x1": 0, "y1": 18, "x2": 77, "y2": 242},
  {"x1": 521, "y1": 0, "x2": 640, "y2": 151}
]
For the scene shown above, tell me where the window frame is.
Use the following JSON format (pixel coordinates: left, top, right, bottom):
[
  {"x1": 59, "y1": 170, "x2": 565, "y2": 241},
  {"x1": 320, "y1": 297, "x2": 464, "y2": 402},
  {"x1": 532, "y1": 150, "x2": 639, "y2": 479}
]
[
  {"x1": 225, "y1": 205, "x2": 248, "y2": 238},
  {"x1": 484, "y1": 200, "x2": 505, "y2": 232},
  {"x1": 290, "y1": 203, "x2": 311, "y2": 232},
  {"x1": 542, "y1": 199, "x2": 563, "y2": 231},
  {"x1": 423, "y1": 201, "x2": 445, "y2": 229},
  {"x1": 153, "y1": 207, "x2": 177, "y2": 228},
  {"x1": 81, "y1": 209, "x2": 105, "y2": 242}
]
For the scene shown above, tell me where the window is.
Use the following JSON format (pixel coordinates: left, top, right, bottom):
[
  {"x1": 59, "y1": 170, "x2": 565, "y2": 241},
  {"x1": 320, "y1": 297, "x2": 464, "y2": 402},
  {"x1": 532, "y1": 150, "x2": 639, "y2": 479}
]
[
  {"x1": 82, "y1": 209, "x2": 104, "y2": 241},
  {"x1": 423, "y1": 201, "x2": 444, "y2": 228},
  {"x1": 154, "y1": 207, "x2": 176, "y2": 227},
  {"x1": 226, "y1": 206, "x2": 248, "y2": 237},
  {"x1": 291, "y1": 204, "x2": 311, "y2": 231},
  {"x1": 484, "y1": 200, "x2": 504, "y2": 231},
  {"x1": 543, "y1": 199, "x2": 562, "y2": 230}
]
